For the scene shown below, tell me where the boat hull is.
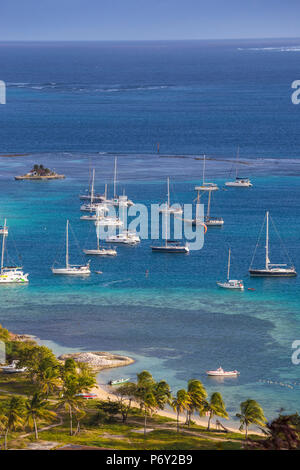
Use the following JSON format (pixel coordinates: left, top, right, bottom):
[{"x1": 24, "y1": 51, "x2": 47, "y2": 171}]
[
  {"x1": 151, "y1": 246, "x2": 189, "y2": 253},
  {"x1": 217, "y1": 281, "x2": 244, "y2": 290},
  {"x1": 225, "y1": 182, "x2": 252, "y2": 187},
  {"x1": 52, "y1": 267, "x2": 90, "y2": 275},
  {"x1": 249, "y1": 269, "x2": 297, "y2": 277},
  {"x1": 0, "y1": 271, "x2": 29, "y2": 284},
  {"x1": 206, "y1": 371, "x2": 239, "y2": 377},
  {"x1": 83, "y1": 249, "x2": 117, "y2": 256},
  {"x1": 205, "y1": 218, "x2": 224, "y2": 227}
]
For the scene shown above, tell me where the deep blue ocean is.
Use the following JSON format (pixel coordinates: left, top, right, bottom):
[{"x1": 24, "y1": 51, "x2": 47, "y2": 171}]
[{"x1": 0, "y1": 39, "x2": 300, "y2": 426}]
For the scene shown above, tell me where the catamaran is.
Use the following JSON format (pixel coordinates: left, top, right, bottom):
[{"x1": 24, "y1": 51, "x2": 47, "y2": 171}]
[
  {"x1": 0, "y1": 225, "x2": 8, "y2": 235},
  {"x1": 217, "y1": 248, "x2": 244, "y2": 289},
  {"x1": 106, "y1": 230, "x2": 140, "y2": 245},
  {"x1": 249, "y1": 211, "x2": 297, "y2": 277},
  {"x1": 52, "y1": 220, "x2": 90, "y2": 275},
  {"x1": 0, "y1": 219, "x2": 29, "y2": 284},
  {"x1": 195, "y1": 154, "x2": 218, "y2": 191},
  {"x1": 225, "y1": 147, "x2": 252, "y2": 187},
  {"x1": 159, "y1": 177, "x2": 183, "y2": 215}
]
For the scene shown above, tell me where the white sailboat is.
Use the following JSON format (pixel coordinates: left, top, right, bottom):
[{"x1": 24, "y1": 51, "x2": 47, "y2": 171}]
[
  {"x1": 217, "y1": 248, "x2": 244, "y2": 289},
  {"x1": 249, "y1": 211, "x2": 297, "y2": 277},
  {"x1": 52, "y1": 220, "x2": 90, "y2": 275},
  {"x1": 106, "y1": 230, "x2": 140, "y2": 245},
  {"x1": 0, "y1": 219, "x2": 29, "y2": 284},
  {"x1": 225, "y1": 147, "x2": 252, "y2": 187},
  {"x1": 83, "y1": 237, "x2": 116, "y2": 257},
  {"x1": 80, "y1": 169, "x2": 107, "y2": 212},
  {"x1": 79, "y1": 167, "x2": 105, "y2": 202},
  {"x1": 195, "y1": 155, "x2": 218, "y2": 191},
  {"x1": 159, "y1": 177, "x2": 183, "y2": 215},
  {"x1": 103, "y1": 158, "x2": 134, "y2": 207}
]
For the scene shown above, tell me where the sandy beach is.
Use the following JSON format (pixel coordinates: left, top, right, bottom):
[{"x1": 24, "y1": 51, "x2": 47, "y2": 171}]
[{"x1": 91, "y1": 375, "x2": 262, "y2": 436}]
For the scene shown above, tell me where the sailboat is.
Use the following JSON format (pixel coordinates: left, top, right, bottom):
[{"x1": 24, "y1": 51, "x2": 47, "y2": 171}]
[
  {"x1": 249, "y1": 211, "x2": 297, "y2": 277},
  {"x1": 83, "y1": 224, "x2": 117, "y2": 256},
  {"x1": 0, "y1": 219, "x2": 29, "y2": 284},
  {"x1": 217, "y1": 248, "x2": 244, "y2": 289},
  {"x1": 225, "y1": 147, "x2": 252, "y2": 187},
  {"x1": 151, "y1": 209, "x2": 189, "y2": 253},
  {"x1": 52, "y1": 220, "x2": 90, "y2": 275},
  {"x1": 159, "y1": 177, "x2": 183, "y2": 215},
  {"x1": 103, "y1": 158, "x2": 134, "y2": 207},
  {"x1": 192, "y1": 188, "x2": 223, "y2": 227},
  {"x1": 195, "y1": 155, "x2": 218, "y2": 191},
  {"x1": 79, "y1": 167, "x2": 105, "y2": 202},
  {"x1": 80, "y1": 170, "x2": 106, "y2": 212}
]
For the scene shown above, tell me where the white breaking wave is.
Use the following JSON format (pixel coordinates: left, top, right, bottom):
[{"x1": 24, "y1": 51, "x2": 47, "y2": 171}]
[{"x1": 238, "y1": 46, "x2": 300, "y2": 52}]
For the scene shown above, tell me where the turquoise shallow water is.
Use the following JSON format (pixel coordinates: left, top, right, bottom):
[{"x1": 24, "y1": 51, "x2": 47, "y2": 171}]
[
  {"x1": 0, "y1": 152, "x2": 300, "y2": 425},
  {"x1": 1, "y1": 39, "x2": 300, "y2": 425}
]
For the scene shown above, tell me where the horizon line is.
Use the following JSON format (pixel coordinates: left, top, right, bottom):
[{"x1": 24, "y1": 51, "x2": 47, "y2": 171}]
[{"x1": 1, "y1": 36, "x2": 300, "y2": 43}]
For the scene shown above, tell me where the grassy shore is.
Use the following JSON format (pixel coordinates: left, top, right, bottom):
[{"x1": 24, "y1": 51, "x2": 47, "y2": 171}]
[{"x1": 0, "y1": 366, "x2": 263, "y2": 450}]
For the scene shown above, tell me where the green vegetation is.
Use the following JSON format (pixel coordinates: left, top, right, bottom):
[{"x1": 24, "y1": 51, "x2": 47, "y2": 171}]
[
  {"x1": 200, "y1": 392, "x2": 229, "y2": 431},
  {"x1": 236, "y1": 399, "x2": 267, "y2": 442},
  {"x1": 31, "y1": 164, "x2": 53, "y2": 176},
  {"x1": 0, "y1": 324, "x2": 272, "y2": 450}
]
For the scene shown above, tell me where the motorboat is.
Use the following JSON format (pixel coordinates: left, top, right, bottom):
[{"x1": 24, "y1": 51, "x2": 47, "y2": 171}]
[{"x1": 206, "y1": 367, "x2": 240, "y2": 377}]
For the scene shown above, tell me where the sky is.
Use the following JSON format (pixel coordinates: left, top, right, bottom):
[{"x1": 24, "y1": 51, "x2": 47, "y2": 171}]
[{"x1": 0, "y1": 0, "x2": 300, "y2": 41}]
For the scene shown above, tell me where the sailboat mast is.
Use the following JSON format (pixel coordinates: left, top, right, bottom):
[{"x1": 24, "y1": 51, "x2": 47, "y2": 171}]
[
  {"x1": 1, "y1": 219, "x2": 7, "y2": 274},
  {"x1": 227, "y1": 248, "x2": 231, "y2": 281},
  {"x1": 165, "y1": 209, "x2": 168, "y2": 247},
  {"x1": 196, "y1": 190, "x2": 200, "y2": 222},
  {"x1": 236, "y1": 146, "x2": 239, "y2": 179},
  {"x1": 207, "y1": 190, "x2": 212, "y2": 219},
  {"x1": 202, "y1": 154, "x2": 206, "y2": 185},
  {"x1": 266, "y1": 211, "x2": 269, "y2": 269},
  {"x1": 113, "y1": 157, "x2": 117, "y2": 199},
  {"x1": 66, "y1": 220, "x2": 69, "y2": 269},
  {"x1": 167, "y1": 177, "x2": 170, "y2": 208},
  {"x1": 91, "y1": 169, "x2": 95, "y2": 204},
  {"x1": 97, "y1": 228, "x2": 100, "y2": 250}
]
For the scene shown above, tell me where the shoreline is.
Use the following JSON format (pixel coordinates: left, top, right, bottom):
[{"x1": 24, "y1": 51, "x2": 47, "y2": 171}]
[
  {"x1": 91, "y1": 378, "x2": 263, "y2": 436},
  {"x1": 10, "y1": 335, "x2": 262, "y2": 436}
]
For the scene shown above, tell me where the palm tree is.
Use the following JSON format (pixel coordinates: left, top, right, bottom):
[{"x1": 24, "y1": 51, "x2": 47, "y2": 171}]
[
  {"x1": 58, "y1": 374, "x2": 84, "y2": 436},
  {"x1": 135, "y1": 371, "x2": 171, "y2": 436},
  {"x1": 25, "y1": 393, "x2": 57, "y2": 440},
  {"x1": 0, "y1": 406, "x2": 8, "y2": 449},
  {"x1": 153, "y1": 380, "x2": 172, "y2": 411},
  {"x1": 4, "y1": 396, "x2": 24, "y2": 450},
  {"x1": 186, "y1": 379, "x2": 207, "y2": 427},
  {"x1": 141, "y1": 391, "x2": 157, "y2": 437},
  {"x1": 38, "y1": 366, "x2": 61, "y2": 397},
  {"x1": 200, "y1": 392, "x2": 228, "y2": 431},
  {"x1": 236, "y1": 399, "x2": 266, "y2": 442},
  {"x1": 172, "y1": 389, "x2": 191, "y2": 432}
]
